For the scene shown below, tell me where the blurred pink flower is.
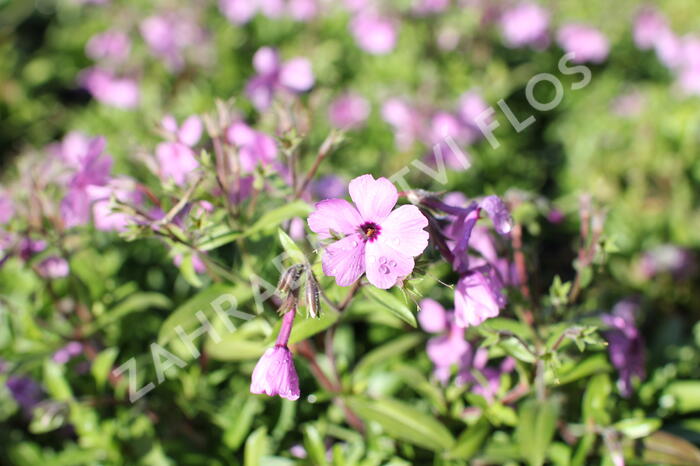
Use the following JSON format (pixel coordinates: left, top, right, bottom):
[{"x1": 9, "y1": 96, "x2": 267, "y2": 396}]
[
  {"x1": 80, "y1": 67, "x2": 139, "y2": 109},
  {"x1": 413, "y1": 0, "x2": 450, "y2": 16},
  {"x1": 162, "y1": 115, "x2": 203, "y2": 147},
  {"x1": 381, "y1": 98, "x2": 423, "y2": 149},
  {"x1": 557, "y1": 24, "x2": 609, "y2": 64},
  {"x1": 0, "y1": 194, "x2": 14, "y2": 225},
  {"x1": 226, "y1": 121, "x2": 278, "y2": 172},
  {"x1": 308, "y1": 174, "x2": 429, "y2": 289},
  {"x1": 350, "y1": 14, "x2": 398, "y2": 55},
  {"x1": 454, "y1": 264, "x2": 506, "y2": 327},
  {"x1": 246, "y1": 47, "x2": 314, "y2": 111},
  {"x1": 156, "y1": 142, "x2": 199, "y2": 186},
  {"x1": 86, "y1": 30, "x2": 131, "y2": 63},
  {"x1": 328, "y1": 93, "x2": 370, "y2": 129},
  {"x1": 633, "y1": 7, "x2": 669, "y2": 51},
  {"x1": 37, "y1": 256, "x2": 70, "y2": 279},
  {"x1": 500, "y1": 3, "x2": 550, "y2": 49}
]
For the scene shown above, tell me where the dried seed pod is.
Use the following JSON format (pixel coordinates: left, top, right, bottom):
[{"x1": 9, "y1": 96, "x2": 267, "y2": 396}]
[
  {"x1": 277, "y1": 264, "x2": 305, "y2": 295},
  {"x1": 305, "y1": 270, "x2": 320, "y2": 318}
]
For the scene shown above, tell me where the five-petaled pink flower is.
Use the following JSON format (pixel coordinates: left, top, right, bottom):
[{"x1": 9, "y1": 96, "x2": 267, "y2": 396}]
[{"x1": 308, "y1": 174, "x2": 429, "y2": 289}]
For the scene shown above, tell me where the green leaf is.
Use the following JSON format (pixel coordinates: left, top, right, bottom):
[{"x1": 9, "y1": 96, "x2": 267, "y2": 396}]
[
  {"x1": 43, "y1": 360, "x2": 72, "y2": 401},
  {"x1": 289, "y1": 308, "x2": 339, "y2": 345},
  {"x1": 664, "y1": 381, "x2": 700, "y2": 413},
  {"x1": 643, "y1": 431, "x2": 700, "y2": 465},
  {"x1": 515, "y1": 399, "x2": 559, "y2": 466},
  {"x1": 178, "y1": 253, "x2": 204, "y2": 288},
  {"x1": 198, "y1": 201, "x2": 312, "y2": 251},
  {"x1": 89, "y1": 292, "x2": 171, "y2": 334},
  {"x1": 554, "y1": 353, "x2": 611, "y2": 385},
  {"x1": 278, "y1": 229, "x2": 306, "y2": 264},
  {"x1": 244, "y1": 427, "x2": 269, "y2": 466},
  {"x1": 446, "y1": 417, "x2": 491, "y2": 459},
  {"x1": 158, "y1": 283, "x2": 250, "y2": 346},
  {"x1": 353, "y1": 334, "x2": 423, "y2": 381},
  {"x1": 303, "y1": 424, "x2": 329, "y2": 466},
  {"x1": 91, "y1": 348, "x2": 119, "y2": 391},
  {"x1": 345, "y1": 396, "x2": 455, "y2": 451},
  {"x1": 614, "y1": 418, "x2": 662, "y2": 439},
  {"x1": 582, "y1": 373, "x2": 611, "y2": 425},
  {"x1": 362, "y1": 286, "x2": 417, "y2": 327}
]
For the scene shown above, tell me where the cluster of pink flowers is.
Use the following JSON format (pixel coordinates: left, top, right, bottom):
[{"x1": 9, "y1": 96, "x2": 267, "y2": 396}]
[
  {"x1": 419, "y1": 298, "x2": 515, "y2": 398},
  {"x1": 381, "y1": 91, "x2": 489, "y2": 170},
  {"x1": 633, "y1": 7, "x2": 700, "y2": 95},
  {"x1": 219, "y1": 0, "x2": 318, "y2": 24}
]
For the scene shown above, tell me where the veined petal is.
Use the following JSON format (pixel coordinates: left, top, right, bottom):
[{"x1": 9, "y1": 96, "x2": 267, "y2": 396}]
[
  {"x1": 348, "y1": 174, "x2": 398, "y2": 222},
  {"x1": 379, "y1": 204, "x2": 429, "y2": 256},
  {"x1": 308, "y1": 199, "x2": 363, "y2": 239},
  {"x1": 365, "y1": 239, "x2": 413, "y2": 289},
  {"x1": 321, "y1": 233, "x2": 366, "y2": 286}
]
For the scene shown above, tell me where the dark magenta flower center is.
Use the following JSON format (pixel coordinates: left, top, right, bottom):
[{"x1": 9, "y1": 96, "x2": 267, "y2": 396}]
[{"x1": 359, "y1": 222, "x2": 381, "y2": 242}]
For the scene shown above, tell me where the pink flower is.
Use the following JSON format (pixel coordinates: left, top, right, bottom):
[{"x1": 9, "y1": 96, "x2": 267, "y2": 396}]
[
  {"x1": 381, "y1": 98, "x2": 423, "y2": 150},
  {"x1": 557, "y1": 24, "x2": 609, "y2": 64},
  {"x1": 328, "y1": 93, "x2": 370, "y2": 129},
  {"x1": 413, "y1": 0, "x2": 450, "y2": 16},
  {"x1": 225, "y1": 121, "x2": 278, "y2": 172},
  {"x1": 140, "y1": 14, "x2": 204, "y2": 71},
  {"x1": 633, "y1": 7, "x2": 669, "y2": 51},
  {"x1": 162, "y1": 115, "x2": 203, "y2": 147},
  {"x1": 156, "y1": 142, "x2": 199, "y2": 186},
  {"x1": 246, "y1": 47, "x2": 314, "y2": 111},
  {"x1": 37, "y1": 256, "x2": 70, "y2": 279},
  {"x1": 219, "y1": 0, "x2": 258, "y2": 24},
  {"x1": 454, "y1": 264, "x2": 506, "y2": 327},
  {"x1": 500, "y1": 3, "x2": 550, "y2": 49},
  {"x1": 308, "y1": 174, "x2": 429, "y2": 289},
  {"x1": 88, "y1": 178, "x2": 142, "y2": 232},
  {"x1": 350, "y1": 14, "x2": 397, "y2": 55},
  {"x1": 251, "y1": 310, "x2": 300, "y2": 400},
  {"x1": 0, "y1": 194, "x2": 14, "y2": 225},
  {"x1": 418, "y1": 299, "x2": 471, "y2": 383},
  {"x1": 80, "y1": 67, "x2": 140, "y2": 109},
  {"x1": 86, "y1": 30, "x2": 131, "y2": 63}
]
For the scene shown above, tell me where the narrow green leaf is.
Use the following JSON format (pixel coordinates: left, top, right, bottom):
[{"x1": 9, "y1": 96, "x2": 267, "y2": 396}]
[
  {"x1": 303, "y1": 424, "x2": 329, "y2": 466},
  {"x1": 664, "y1": 381, "x2": 700, "y2": 413},
  {"x1": 91, "y1": 347, "x2": 119, "y2": 390},
  {"x1": 43, "y1": 360, "x2": 72, "y2": 401},
  {"x1": 353, "y1": 334, "x2": 423, "y2": 380},
  {"x1": 278, "y1": 229, "x2": 306, "y2": 264},
  {"x1": 345, "y1": 396, "x2": 455, "y2": 451},
  {"x1": 244, "y1": 427, "x2": 269, "y2": 466},
  {"x1": 446, "y1": 417, "x2": 491, "y2": 459},
  {"x1": 614, "y1": 418, "x2": 662, "y2": 439},
  {"x1": 362, "y1": 287, "x2": 417, "y2": 327},
  {"x1": 516, "y1": 399, "x2": 559, "y2": 466}
]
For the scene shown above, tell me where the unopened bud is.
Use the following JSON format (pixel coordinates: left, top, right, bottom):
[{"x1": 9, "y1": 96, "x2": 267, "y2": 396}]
[
  {"x1": 277, "y1": 264, "x2": 305, "y2": 295},
  {"x1": 305, "y1": 271, "x2": 320, "y2": 318}
]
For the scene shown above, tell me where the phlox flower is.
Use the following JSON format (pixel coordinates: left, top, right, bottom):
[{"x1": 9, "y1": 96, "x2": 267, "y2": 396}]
[
  {"x1": 86, "y1": 30, "x2": 131, "y2": 63},
  {"x1": 328, "y1": 93, "x2": 370, "y2": 130},
  {"x1": 246, "y1": 47, "x2": 314, "y2": 111},
  {"x1": 308, "y1": 174, "x2": 429, "y2": 289},
  {"x1": 350, "y1": 14, "x2": 398, "y2": 55},
  {"x1": 454, "y1": 264, "x2": 507, "y2": 327},
  {"x1": 80, "y1": 67, "x2": 140, "y2": 109},
  {"x1": 499, "y1": 3, "x2": 550, "y2": 49},
  {"x1": 418, "y1": 299, "x2": 470, "y2": 383},
  {"x1": 557, "y1": 24, "x2": 609, "y2": 64},
  {"x1": 602, "y1": 300, "x2": 645, "y2": 397},
  {"x1": 156, "y1": 115, "x2": 203, "y2": 186}
]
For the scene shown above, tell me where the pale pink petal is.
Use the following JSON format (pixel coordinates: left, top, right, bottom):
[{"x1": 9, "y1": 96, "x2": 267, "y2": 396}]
[
  {"x1": 365, "y1": 239, "x2": 413, "y2": 289},
  {"x1": 279, "y1": 58, "x2": 314, "y2": 92},
  {"x1": 379, "y1": 204, "x2": 428, "y2": 256},
  {"x1": 253, "y1": 47, "x2": 280, "y2": 75},
  {"x1": 418, "y1": 298, "x2": 448, "y2": 333},
  {"x1": 178, "y1": 115, "x2": 202, "y2": 147},
  {"x1": 321, "y1": 233, "x2": 366, "y2": 286},
  {"x1": 161, "y1": 115, "x2": 178, "y2": 134},
  {"x1": 307, "y1": 199, "x2": 363, "y2": 239},
  {"x1": 348, "y1": 174, "x2": 398, "y2": 222}
]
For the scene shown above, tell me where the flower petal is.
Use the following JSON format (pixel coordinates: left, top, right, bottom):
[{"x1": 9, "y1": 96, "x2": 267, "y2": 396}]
[
  {"x1": 418, "y1": 298, "x2": 448, "y2": 333},
  {"x1": 379, "y1": 204, "x2": 429, "y2": 256},
  {"x1": 348, "y1": 174, "x2": 398, "y2": 222},
  {"x1": 308, "y1": 199, "x2": 363, "y2": 239},
  {"x1": 177, "y1": 115, "x2": 203, "y2": 147},
  {"x1": 321, "y1": 233, "x2": 366, "y2": 287},
  {"x1": 365, "y1": 239, "x2": 413, "y2": 289}
]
